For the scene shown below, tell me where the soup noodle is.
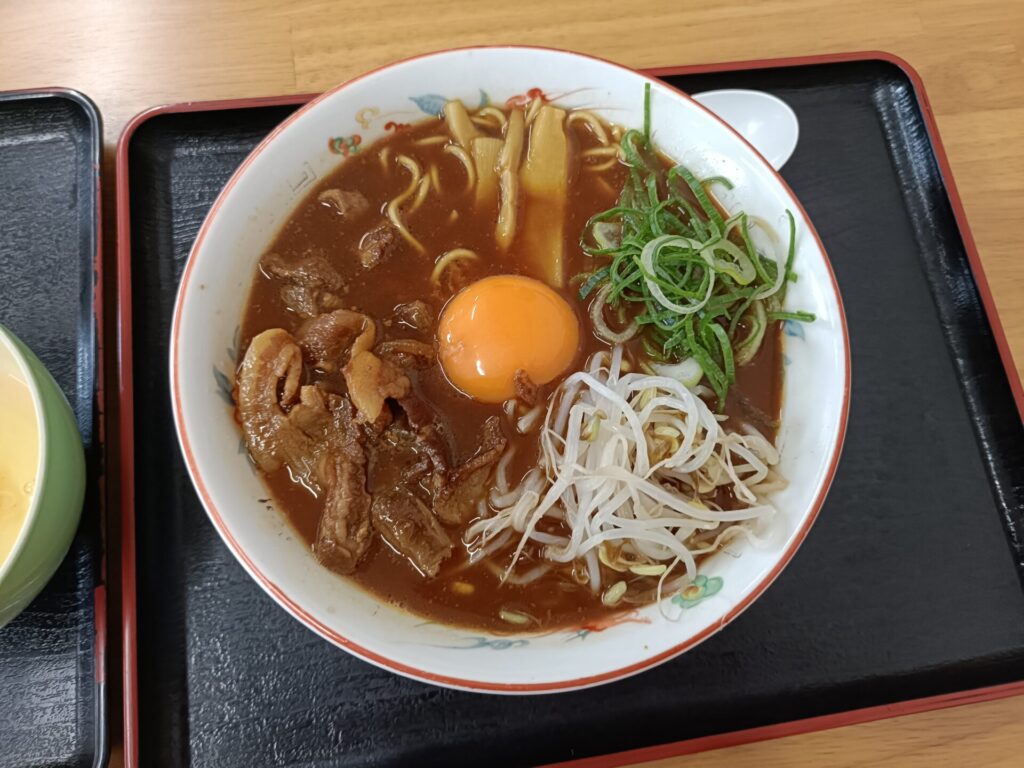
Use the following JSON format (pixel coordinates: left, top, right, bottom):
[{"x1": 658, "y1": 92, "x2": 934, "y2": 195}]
[{"x1": 234, "y1": 88, "x2": 810, "y2": 632}]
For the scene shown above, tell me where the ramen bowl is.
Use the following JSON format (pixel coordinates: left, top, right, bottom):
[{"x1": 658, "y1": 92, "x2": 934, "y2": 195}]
[
  {"x1": 0, "y1": 324, "x2": 86, "y2": 627},
  {"x1": 171, "y1": 46, "x2": 849, "y2": 692}
]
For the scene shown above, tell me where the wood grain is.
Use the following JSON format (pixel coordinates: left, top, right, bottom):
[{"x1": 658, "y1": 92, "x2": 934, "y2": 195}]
[
  {"x1": 635, "y1": 693, "x2": 1024, "y2": 768},
  {"x1": 1, "y1": 0, "x2": 1022, "y2": 765}
]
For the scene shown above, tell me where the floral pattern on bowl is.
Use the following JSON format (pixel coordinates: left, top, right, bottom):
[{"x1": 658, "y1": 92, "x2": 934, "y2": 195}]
[{"x1": 672, "y1": 575, "x2": 724, "y2": 610}]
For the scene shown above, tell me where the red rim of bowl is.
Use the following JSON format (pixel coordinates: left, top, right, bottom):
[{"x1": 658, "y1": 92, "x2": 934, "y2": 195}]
[{"x1": 169, "y1": 44, "x2": 852, "y2": 693}]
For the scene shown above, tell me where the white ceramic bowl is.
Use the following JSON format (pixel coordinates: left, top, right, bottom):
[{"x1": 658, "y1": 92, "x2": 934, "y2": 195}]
[{"x1": 171, "y1": 46, "x2": 850, "y2": 693}]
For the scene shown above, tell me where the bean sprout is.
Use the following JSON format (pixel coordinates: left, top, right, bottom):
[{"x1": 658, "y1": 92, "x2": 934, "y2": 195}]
[
  {"x1": 503, "y1": 563, "x2": 552, "y2": 586},
  {"x1": 467, "y1": 530, "x2": 512, "y2": 564},
  {"x1": 494, "y1": 446, "x2": 516, "y2": 495},
  {"x1": 516, "y1": 404, "x2": 544, "y2": 434},
  {"x1": 466, "y1": 348, "x2": 780, "y2": 602}
]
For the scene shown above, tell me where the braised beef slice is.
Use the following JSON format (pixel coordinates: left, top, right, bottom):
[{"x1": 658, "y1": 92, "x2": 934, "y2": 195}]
[
  {"x1": 263, "y1": 252, "x2": 346, "y2": 319},
  {"x1": 434, "y1": 416, "x2": 507, "y2": 525},
  {"x1": 263, "y1": 252, "x2": 343, "y2": 291},
  {"x1": 297, "y1": 308, "x2": 370, "y2": 372},
  {"x1": 318, "y1": 188, "x2": 370, "y2": 220},
  {"x1": 413, "y1": 425, "x2": 449, "y2": 491},
  {"x1": 357, "y1": 222, "x2": 399, "y2": 269},
  {"x1": 397, "y1": 394, "x2": 436, "y2": 432},
  {"x1": 282, "y1": 287, "x2": 347, "y2": 319},
  {"x1": 376, "y1": 339, "x2": 435, "y2": 370},
  {"x1": 237, "y1": 327, "x2": 372, "y2": 573},
  {"x1": 237, "y1": 328, "x2": 330, "y2": 480},
  {"x1": 278, "y1": 285, "x2": 320, "y2": 319},
  {"x1": 513, "y1": 369, "x2": 539, "y2": 406},
  {"x1": 343, "y1": 350, "x2": 410, "y2": 424},
  {"x1": 371, "y1": 489, "x2": 452, "y2": 577},
  {"x1": 361, "y1": 401, "x2": 395, "y2": 438},
  {"x1": 393, "y1": 300, "x2": 434, "y2": 333},
  {"x1": 287, "y1": 385, "x2": 332, "y2": 439},
  {"x1": 314, "y1": 397, "x2": 373, "y2": 574},
  {"x1": 370, "y1": 425, "x2": 426, "y2": 491},
  {"x1": 396, "y1": 395, "x2": 451, "y2": 491}
]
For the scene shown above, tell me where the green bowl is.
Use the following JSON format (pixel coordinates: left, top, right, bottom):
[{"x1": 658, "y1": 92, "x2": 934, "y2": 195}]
[{"x1": 0, "y1": 324, "x2": 85, "y2": 628}]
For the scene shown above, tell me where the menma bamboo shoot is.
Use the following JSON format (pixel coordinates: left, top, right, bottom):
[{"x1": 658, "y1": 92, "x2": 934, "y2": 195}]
[
  {"x1": 519, "y1": 105, "x2": 569, "y2": 288},
  {"x1": 443, "y1": 100, "x2": 479, "y2": 149},
  {"x1": 471, "y1": 137, "x2": 502, "y2": 212},
  {"x1": 496, "y1": 109, "x2": 525, "y2": 250}
]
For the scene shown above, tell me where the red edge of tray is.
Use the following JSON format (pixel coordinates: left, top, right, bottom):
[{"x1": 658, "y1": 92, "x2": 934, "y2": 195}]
[{"x1": 115, "y1": 50, "x2": 1024, "y2": 768}]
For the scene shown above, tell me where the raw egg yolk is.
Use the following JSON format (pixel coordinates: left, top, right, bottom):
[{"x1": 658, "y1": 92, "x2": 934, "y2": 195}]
[{"x1": 438, "y1": 275, "x2": 580, "y2": 403}]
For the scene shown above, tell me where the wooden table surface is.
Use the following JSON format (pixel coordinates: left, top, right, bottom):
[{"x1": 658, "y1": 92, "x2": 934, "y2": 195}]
[{"x1": 3, "y1": 0, "x2": 1023, "y2": 765}]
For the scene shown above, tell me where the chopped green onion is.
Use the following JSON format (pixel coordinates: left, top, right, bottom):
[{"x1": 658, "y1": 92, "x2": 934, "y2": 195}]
[
  {"x1": 650, "y1": 357, "x2": 703, "y2": 388},
  {"x1": 593, "y1": 221, "x2": 621, "y2": 250},
  {"x1": 578, "y1": 267, "x2": 611, "y2": 300},
  {"x1": 778, "y1": 210, "x2": 797, "y2": 304},
  {"x1": 768, "y1": 310, "x2": 816, "y2": 322},
  {"x1": 642, "y1": 82, "x2": 651, "y2": 146},
  {"x1": 701, "y1": 175, "x2": 735, "y2": 190},
  {"x1": 577, "y1": 89, "x2": 814, "y2": 407},
  {"x1": 669, "y1": 164, "x2": 725, "y2": 231}
]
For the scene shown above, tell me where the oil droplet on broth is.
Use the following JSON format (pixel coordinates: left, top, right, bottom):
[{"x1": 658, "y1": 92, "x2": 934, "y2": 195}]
[{"x1": 0, "y1": 368, "x2": 40, "y2": 568}]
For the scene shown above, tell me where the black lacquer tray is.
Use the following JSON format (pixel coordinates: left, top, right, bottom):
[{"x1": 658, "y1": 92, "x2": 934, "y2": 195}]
[
  {"x1": 0, "y1": 89, "x2": 107, "y2": 768},
  {"x1": 116, "y1": 54, "x2": 1024, "y2": 767}
]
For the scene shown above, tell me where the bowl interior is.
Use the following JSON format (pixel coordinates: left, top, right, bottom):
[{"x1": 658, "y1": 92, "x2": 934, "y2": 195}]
[
  {"x1": 0, "y1": 327, "x2": 44, "y2": 580},
  {"x1": 171, "y1": 47, "x2": 848, "y2": 691}
]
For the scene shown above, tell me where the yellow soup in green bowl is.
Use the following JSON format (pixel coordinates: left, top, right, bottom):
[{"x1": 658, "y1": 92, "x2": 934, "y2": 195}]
[{"x1": 0, "y1": 324, "x2": 85, "y2": 627}]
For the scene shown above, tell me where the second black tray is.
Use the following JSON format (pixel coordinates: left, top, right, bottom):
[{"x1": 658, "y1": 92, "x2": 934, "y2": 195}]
[
  {"x1": 0, "y1": 89, "x2": 106, "y2": 768},
  {"x1": 119, "y1": 55, "x2": 1024, "y2": 767}
]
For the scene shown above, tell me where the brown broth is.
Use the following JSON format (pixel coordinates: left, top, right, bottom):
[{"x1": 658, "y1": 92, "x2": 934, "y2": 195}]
[{"x1": 239, "y1": 110, "x2": 784, "y2": 633}]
